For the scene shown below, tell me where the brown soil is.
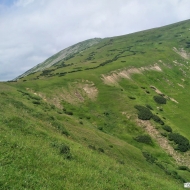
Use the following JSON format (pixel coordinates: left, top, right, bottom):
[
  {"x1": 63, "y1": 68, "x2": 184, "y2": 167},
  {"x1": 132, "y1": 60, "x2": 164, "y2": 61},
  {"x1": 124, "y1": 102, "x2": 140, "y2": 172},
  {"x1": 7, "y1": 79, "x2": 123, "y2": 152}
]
[
  {"x1": 173, "y1": 47, "x2": 190, "y2": 60},
  {"x1": 101, "y1": 64, "x2": 162, "y2": 85}
]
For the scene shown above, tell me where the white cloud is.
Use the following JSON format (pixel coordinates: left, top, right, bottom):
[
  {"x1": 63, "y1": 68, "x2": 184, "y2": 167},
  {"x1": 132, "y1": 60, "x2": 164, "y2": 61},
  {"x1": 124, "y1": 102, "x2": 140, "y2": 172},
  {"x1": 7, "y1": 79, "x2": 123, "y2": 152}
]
[
  {"x1": 14, "y1": 0, "x2": 35, "y2": 7},
  {"x1": 0, "y1": 0, "x2": 190, "y2": 81}
]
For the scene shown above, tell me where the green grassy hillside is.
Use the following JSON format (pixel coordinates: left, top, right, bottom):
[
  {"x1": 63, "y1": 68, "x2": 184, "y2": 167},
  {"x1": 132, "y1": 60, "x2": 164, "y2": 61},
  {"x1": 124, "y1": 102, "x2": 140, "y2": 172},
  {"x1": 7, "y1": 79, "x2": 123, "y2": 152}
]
[{"x1": 1, "y1": 19, "x2": 190, "y2": 189}]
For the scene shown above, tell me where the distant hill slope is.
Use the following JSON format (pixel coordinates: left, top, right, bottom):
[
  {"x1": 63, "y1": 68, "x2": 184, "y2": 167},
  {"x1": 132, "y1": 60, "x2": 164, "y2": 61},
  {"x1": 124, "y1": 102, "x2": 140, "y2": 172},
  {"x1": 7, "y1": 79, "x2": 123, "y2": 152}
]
[{"x1": 15, "y1": 38, "x2": 102, "y2": 80}]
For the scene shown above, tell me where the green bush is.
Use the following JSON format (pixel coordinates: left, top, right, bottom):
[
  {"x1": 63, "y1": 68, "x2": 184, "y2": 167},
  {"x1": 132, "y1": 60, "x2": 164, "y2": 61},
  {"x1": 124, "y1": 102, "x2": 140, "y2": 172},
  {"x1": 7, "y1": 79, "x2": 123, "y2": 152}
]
[
  {"x1": 128, "y1": 96, "x2": 136, "y2": 100},
  {"x1": 88, "y1": 145, "x2": 96, "y2": 150},
  {"x1": 152, "y1": 114, "x2": 164, "y2": 125},
  {"x1": 51, "y1": 105, "x2": 56, "y2": 109},
  {"x1": 161, "y1": 132, "x2": 167, "y2": 137},
  {"x1": 146, "y1": 104, "x2": 153, "y2": 110},
  {"x1": 146, "y1": 90, "x2": 150, "y2": 94},
  {"x1": 153, "y1": 95, "x2": 166, "y2": 104},
  {"x1": 57, "y1": 110, "x2": 63, "y2": 114},
  {"x1": 61, "y1": 129, "x2": 69, "y2": 136},
  {"x1": 60, "y1": 144, "x2": 72, "y2": 159},
  {"x1": 162, "y1": 125, "x2": 172, "y2": 132},
  {"x1": 142, "y1": 152, "x2": 157, "y2": 163},
  {"x1": 134, "y1": 135, "x2": 153, "y2": 145},
  {"x1": 178, "y1": 166, "x2": 189, "y2": 171},
  {"x1": 29, "y1": 94, "x2": 41, "y2": 101},
  {"x1": 98, "y1": 148, "x2": 104, "y2": 153},
  {"x1": 178, "y1": 144, "x2": 189, "y2": 152},
  {"x1": 168, "y1": 133, "x2": 189, "y2": 152},
  {"x1": 32, "y1": 101, "x2": 41, "y2": 105},
  {"x1": 51, "y1": 121, "x2": 69, "y2": 136},
  {"x1": 134, "y1": 105, "x2": 153, "y2": 120},
  {"x1": 168, "y1": 133, "x2": 189, "y2": 145},
  {"x1": 142, "y1": 152, "x2": 185, "y2": 182},
  {"x1": 64, "y1": 111, "x2": 73, "y2": 115}
]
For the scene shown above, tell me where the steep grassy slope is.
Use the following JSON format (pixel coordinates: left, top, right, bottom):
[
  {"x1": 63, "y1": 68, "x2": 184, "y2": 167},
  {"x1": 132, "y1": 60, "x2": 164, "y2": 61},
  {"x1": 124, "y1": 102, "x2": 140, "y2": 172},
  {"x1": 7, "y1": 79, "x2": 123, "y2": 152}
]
[
  {"x1": 0, "y1": 83, "x2": 184, "y2": 190},
  {"x1": 2, "y1": 19, "x2": 190, "y2": 189}
]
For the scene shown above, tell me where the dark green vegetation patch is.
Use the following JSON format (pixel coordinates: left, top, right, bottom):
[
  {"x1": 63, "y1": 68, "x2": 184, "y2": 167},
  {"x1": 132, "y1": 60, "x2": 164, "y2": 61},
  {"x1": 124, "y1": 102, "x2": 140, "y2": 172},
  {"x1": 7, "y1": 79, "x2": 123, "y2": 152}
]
[
  {"x1": 153, "y1": 95, "x2": 167, "y2": 104},
  {"x1": 134, "y1": 105, "x2": 153, "y2": 120},
  {"x1": 168, "y1": 133, "x2": 190, "y2": 152},
  {"x1": 152, "y1": 114, "x2": 164, "y2": 125},
  {"x1": 163, "y1": 125, "x2": 173, "y2": 133},
  {"x1": 134, "y1": 135, "x2": 153, "y2": 145}
]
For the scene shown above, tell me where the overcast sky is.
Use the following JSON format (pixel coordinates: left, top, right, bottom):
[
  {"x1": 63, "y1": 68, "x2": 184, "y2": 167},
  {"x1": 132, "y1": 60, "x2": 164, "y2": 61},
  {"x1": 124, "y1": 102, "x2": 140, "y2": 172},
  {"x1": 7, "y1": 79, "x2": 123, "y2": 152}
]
[{"x1": 0, "y1": 0, "x2": 190, "y2": 81}]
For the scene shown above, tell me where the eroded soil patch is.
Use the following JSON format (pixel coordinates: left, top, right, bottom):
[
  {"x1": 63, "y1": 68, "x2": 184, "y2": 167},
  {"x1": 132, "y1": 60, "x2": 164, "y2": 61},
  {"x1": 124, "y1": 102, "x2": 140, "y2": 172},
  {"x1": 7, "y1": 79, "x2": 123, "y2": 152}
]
[{"x1": 137, "y1": 119, "x2": 190, "y2": 167}]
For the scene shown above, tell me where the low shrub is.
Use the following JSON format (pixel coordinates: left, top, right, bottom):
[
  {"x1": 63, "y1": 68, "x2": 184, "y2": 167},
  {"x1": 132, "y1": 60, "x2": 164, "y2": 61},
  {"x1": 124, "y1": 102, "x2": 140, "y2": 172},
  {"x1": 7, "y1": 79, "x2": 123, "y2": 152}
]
[
  {"x1": 60, "y1": 144, "x2": 72, "y2": 159},
  {"x1": 178, "y1": 166, "x2": 189, "y2": 171},
  {"x1": 118, "y1": 160, "x2": 125, "y2": 165},
  {"x1": 57, "y1": 110, "x2": 63, "y2": 114},
  {"x1": 142, "y1": 152, "x2": 157, "y2": 163},
  {"x1": 134, "y1": 135, "x2": 153, "y2": 145},
  {"x1": 178, "y1": 144, "x2": 189, "y2": 152},
  {"x1": 88, "y1": 145, "x2": 96, "y2": 150},
  {"x1": 134, "y1": 105, "x2": 153, "y2": 120},
  {"x1": 161, "y1": 132, "x2": 167, "y2": 137},
  {"x1": 29, "y1": 94, "x2": 41, "y2": 101},
  {"x1": 98, "y1": 148, "x2": 104, "y2": 153},
  {"x1": 51, "y1": 121, "x2": 69, "y2": 136},
  {"x1": 152, "y1": 114, "x2": 164, "y2": 125},
  {"x1": 98, "y1": 126, "x2": 103, "y2": 131},
  {"x1": 51, "y1": 105, "x2": 55, "y2": 109},
  {"x1": 64, "y1": 111, "x2": 73, "y2": 115},
  {"x1": 153, "y1": 95, "x2": 166, "y2": 104},
  {"x1": 146, "y1": 104, "x2": 153, "y2": 110},
  {"x1": 162, "y1": 125, "x2": 172, "y2": 132},
  {"x1": 50, "y1": 116, "x2": 55, "y2": 121},
  {"x1": 155, "y1": 162, "x2": 165, "y2": 170},
  {"x1": 128, "y1": 96, "x2": 136, "y2": 100},
  {"x1": 104, "y1": 112, "x2": 109, "y2": 116},
  {"x1": 168, "y1": 133, "x2": 189, "y2": 145},
  {"x1": 142, "y1": 152, "x2": 185, "y2": 182},
  {"x1": 61, "y1": 129, "x2": 69, "y2": 136},
  {"x1": 168, "y1": 133, "x2": 189, "y2": 152},
  {"x1": 32, "y1": 101, "x2": 41, "y2": 105},
  {"x1": 146, "y1": 90, "x2": 150, "y2": 94}
]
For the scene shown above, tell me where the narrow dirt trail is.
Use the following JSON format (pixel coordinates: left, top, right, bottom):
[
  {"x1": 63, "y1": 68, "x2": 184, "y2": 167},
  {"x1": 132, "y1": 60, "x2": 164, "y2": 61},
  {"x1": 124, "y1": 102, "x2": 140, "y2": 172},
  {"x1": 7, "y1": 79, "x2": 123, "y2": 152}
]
[{"x1": 137, "y1": 119, "x2": 190, "y2": 167}]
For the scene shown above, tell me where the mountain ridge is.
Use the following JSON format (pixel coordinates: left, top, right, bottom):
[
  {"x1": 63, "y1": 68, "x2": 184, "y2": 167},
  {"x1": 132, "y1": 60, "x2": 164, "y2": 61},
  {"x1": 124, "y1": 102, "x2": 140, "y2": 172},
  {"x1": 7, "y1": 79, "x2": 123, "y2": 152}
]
[{"x1": 14, "y1": 37, "x2": 102, "y2": 80}]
